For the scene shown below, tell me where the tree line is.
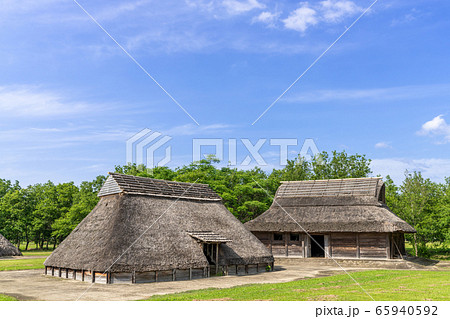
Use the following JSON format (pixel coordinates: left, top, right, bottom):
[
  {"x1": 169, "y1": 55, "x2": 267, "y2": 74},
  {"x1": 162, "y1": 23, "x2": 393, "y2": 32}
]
[{"x1": 0, "y1": 150, "x2": 448, "y2": 257}]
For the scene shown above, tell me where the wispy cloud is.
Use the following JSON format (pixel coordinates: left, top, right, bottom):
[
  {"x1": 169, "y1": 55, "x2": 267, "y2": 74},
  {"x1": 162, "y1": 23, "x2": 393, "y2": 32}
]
[
  {"x1": 417, "y1": 115, "x2": 450, "y2": 143},
  {"x1": 371, "y1": 158, "x2": 450, "y2": 184},
  {"x1": 252, "y1": 10, "x2": 281, "y2": 28},
  {"x1": 282, "y1": 0, "x2": 363, "y2": 33},
  {"x1": 0, "y1": 85, "x2": 102, "y2": 118},
  {"x1": 164, "y1": 123, "x2": 235, "y2": 136},
  {"x1": 284, "y1": 83, "x2": 450, "y2": 103},
  {"x1": 374, "y1": 141, "x2": 392, "y2": 149},
  {"x1": 223, "y1": 0, "x2": 265, "y2": 15}
]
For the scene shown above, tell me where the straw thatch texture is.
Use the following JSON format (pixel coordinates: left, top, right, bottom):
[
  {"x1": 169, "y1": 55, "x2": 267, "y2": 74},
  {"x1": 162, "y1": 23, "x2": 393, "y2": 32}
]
[
  {"x1": 98, "y1": 173, "x2": 221, "y2": 201},
  {"x1": 245, "y1": 178, "x2": 415, "y2": 233},
  {"x1": 45, "y1": 174, "x2": 272, "y2": 273},
  {"x1": 0, "y1": 233, "x2": 22, "y2": 257}
]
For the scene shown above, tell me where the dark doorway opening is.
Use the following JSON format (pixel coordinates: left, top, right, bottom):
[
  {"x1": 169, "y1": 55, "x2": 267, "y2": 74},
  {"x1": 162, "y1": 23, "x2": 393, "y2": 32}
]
[{"x1": 311, "y1": 235, "x2": 325, "y2": 257}]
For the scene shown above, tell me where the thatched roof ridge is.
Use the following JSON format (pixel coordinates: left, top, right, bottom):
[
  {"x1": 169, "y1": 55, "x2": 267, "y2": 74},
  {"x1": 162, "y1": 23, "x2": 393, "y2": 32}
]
[
  {"x1": 98, "y1": 173, "x2": 222, "y2": 201},
  {"x1": 45, "y1": 193, "x2": 272, "y2": 272},
  {"x1": 245, "y1": 178, "x2": 415, "y2": 233},
  {"x1": 0, "y1": 233, "x2": 22, "y2": 257}
]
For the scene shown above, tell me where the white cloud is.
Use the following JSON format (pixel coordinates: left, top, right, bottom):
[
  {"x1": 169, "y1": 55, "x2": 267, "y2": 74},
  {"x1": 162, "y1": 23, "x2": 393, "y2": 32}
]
[
  {"x1": 283, "y1": 0, "x2": 362, "y2": 33},
  {"x1": 165, "y1": 123, "x2": 234, "y2": 136},
  {"x1": 319, "y1": 0, "x2": 362, "y2": 23},
  {"x1": 223, "y1": 0, "x2": 265, "y2": 15},
  {"x1": 371, "y1": 158, "x2": 450, "y2": 184},
  {"x1": 252, "y1": 11, "x2": 281, "y2": 27},
  {"x1": 375, "y1": 142, "x2": 391, "y2": 149},
  {"x1": 0, "y1": 85, "x2": 106, "y2": 118},
  {"x1": 284, "y1": 83, "x2": 450, "y2": 103},
  {"x1": 417, "y1": 115, "x2": 450, "y2": 143},
  {"x1": 283, "y1": 4, "x2": 318, "y2": 33}
]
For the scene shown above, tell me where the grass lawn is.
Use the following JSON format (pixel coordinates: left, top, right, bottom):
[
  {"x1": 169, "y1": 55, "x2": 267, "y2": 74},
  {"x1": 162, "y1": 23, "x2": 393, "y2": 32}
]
[
  {"x1": 21, "y1": 250, "x2": 52, "y2": 257},
  {"x1": 0, "y1": 294, "x2": 17, "y2": 301},
  {"x1": 0, "y1": 258, "x2": 46, "y2": 271},
  {"x1": 145, "y1": 270, "x2": 450, "y2": 301}
]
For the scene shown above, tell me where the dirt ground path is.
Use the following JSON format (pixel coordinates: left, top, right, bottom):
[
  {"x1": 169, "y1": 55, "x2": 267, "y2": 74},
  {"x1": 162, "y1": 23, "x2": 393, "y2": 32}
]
[
  {"x1": 1, "y1": 258, "x2": 446, "y2": 301},
  {"x1": 0, "y1": 263, "x2": 349, "y2": 301}
]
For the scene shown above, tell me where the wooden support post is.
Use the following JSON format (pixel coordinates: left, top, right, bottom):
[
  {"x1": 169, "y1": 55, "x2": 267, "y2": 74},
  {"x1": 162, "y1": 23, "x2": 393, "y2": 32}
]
[
  {"x1": 66, "y1": 268, "x2": 69, "y2": 279},
  {"x1": 155, "y1": 270, "x2": 158, "y2": 282},
  {"x1": 215, "y1": 244, "x2": 219, "y2": 274},
  {"x1": 92, "y1": 271, "x2": 95, "y2": 283},
  {"x1": 285, "y1": 233, "x2": 288, "y2": 256},
  {"x1": 269, "y1": 233, "x2": 273, "y2": 254},
  {"x1": 189, "y1": 268, "x2": 192, "y2": 280},
  {"x1": 58, "y1": 268, "x2": 61, "y2": 277},
  {"x1": 356, "y1": 233, "x2": 360, "y2": 259},
  {"x1": 225, "y1": 265, "x2": 229, "y2": 276},
  {"x1": 172, "y1": 269, "x2": 176, "y2": 281},
  {"x1": 256, "y1": 264, "x2": 259, "y2": 273},
  {"x1": 73, "y1": 270, "x2": 77, "y2": 280},
  {"x1": 106, "y1": 272, "x2": 110, "y2": 284},
  {"x1": 44, "y1": 267, "x2": 48, "y2": 275},
  {"x1": 302, "y1": 234, "x2": 305, "y2": 258},
  {"x1": 386, "y1": 233, "x2": 391, "y2": 259},
  {"x1": 245, "y1": 265, "x2": 248, "y2": 274},
  {"x1": 132, "y1": 271, "x2": 136, "y2": 284},
  {"x1": 82, "y1": 270, "x2": 85, "y2": 281}
]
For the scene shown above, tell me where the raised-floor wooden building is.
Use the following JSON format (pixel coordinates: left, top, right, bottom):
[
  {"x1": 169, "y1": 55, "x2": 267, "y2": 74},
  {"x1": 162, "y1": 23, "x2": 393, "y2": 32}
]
[
  {"x1": 245, "y1": 178, "x2": 415, "y2": 259},
  {"x1": 44, "y1": 173, "x2": 273, "y2": 284}
]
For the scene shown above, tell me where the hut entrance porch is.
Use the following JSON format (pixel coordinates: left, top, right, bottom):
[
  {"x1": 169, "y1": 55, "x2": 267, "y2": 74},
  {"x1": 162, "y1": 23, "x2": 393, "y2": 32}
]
[
  {"x1": 203, "y1": 243, "x2": 220, "y2": 274},
  {"x1": 311, "y1": 235, "x2": 325, "y2": 257}
]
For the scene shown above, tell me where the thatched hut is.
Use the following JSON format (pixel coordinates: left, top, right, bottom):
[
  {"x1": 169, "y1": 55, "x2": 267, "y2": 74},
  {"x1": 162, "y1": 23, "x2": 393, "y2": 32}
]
[
  {"x1": 44, "y1": 173, "x2": 273, "y2": 284},
  {"x1": 245, "y1": 177, "x2": 415, "y2": 259},
  {"x1": 0, "y1": 233, "x2": 22, "y2": 257}
]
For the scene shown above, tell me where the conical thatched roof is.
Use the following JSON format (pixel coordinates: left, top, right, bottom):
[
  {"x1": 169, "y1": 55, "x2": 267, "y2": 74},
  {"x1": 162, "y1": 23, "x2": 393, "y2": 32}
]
[
  {"x1": 45, "y1": 173, "x2": 273, "y2": 272},
  {"x1": 0, "y1": 233, "x2": 22, "y2": 257},
  {"x1": 245, "y1": 177, "x2": 415, "y2": 233}
]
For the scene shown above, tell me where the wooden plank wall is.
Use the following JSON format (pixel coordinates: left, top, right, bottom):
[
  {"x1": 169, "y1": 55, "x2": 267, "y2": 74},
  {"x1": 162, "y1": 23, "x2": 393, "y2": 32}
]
[
  {"x1": 331, "y1": 233, "x2": 357, "y2": 258},
  {"x1": 359, "y1": 233, "x2": 388, "y2": 259}
]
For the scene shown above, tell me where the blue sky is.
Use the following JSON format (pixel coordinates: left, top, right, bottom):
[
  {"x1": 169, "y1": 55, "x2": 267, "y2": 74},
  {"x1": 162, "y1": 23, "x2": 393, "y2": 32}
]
[{"x1": 1, "y1": 0, "x2": 449, "y2": 186}]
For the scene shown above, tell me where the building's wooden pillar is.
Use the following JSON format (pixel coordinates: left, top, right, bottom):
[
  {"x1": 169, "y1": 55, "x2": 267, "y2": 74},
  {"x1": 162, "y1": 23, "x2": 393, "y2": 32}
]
[
  {"x1": 285, "y1": 233, "x2": 288, "y2": 256},
  {"x1": 215, "y1": 244, "x2": 219, "y2": 274},
  {"x1": 65, "y1": 268, "x2": 69, "y2": 278},
  {"x1": 73, "y1": 269, "x2": 77, "y2": 280},
  {"x1": 245, "y1": 265, "x2": 248, "y2": 274},
  {"x1": 132, "y1": 271, "x2": 136, "y2": 284},
  {"x1": 356, "y1": 233, "x2": 360, "y2": 259},
  {"x1": 155, "y1": 270, "x2": 158, "y2": 282},
  {"x1": 82, "y1": 270, "x2": 85, "y2": 282},
  {"x1": 189, "y1": 268, "x2": 192, "y2": 280},
  {"x1": 269, "y1": 233, "x2": 273, "y2": 254},
  {"x1": 92, "y1": 271, "x2": 95, "y2": 283},
  {"x1": 386, "y1": 233, "x2": 391, "y2": 259},
  {"x1": 44, "y1": 267, "x2": 48, "y2": 275},
  {"x1": 301, "y1": 234, "x2": 305, "y2": 258},
  {"x1": 172, "y1": 269, "x2": 176, "y2": 281},
  {"x1": 106, "y1": 272, "x2": 110, "y2": 284}
]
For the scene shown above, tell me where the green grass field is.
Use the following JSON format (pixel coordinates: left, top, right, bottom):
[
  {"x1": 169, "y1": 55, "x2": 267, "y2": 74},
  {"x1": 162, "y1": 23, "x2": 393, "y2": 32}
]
[
  {"x1": 145, "y1": 270, "x2": 450, "y2": 301},
  {"x1": 21, "y1": 250, "x2": 52, "y2": 257},
  {"x1": 0, "y1": 258, "x2": 46, "y2": 271},
  {"x1": 0, "y1": 294, "x2": 17, "y2": 301}
]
